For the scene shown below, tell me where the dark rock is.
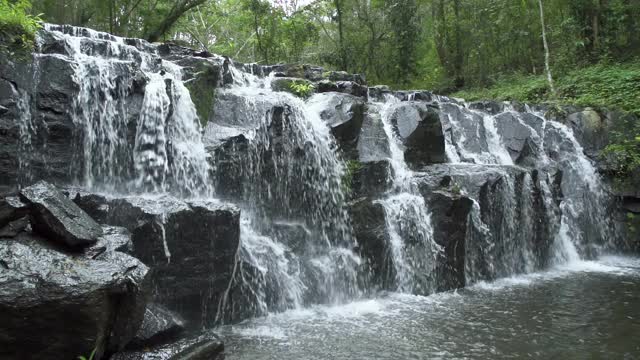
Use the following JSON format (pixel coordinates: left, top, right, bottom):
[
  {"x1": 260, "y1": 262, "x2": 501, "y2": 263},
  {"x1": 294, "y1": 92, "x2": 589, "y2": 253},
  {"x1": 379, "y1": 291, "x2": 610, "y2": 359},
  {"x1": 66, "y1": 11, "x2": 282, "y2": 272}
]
[
  {"x1": 350, "y1": 160, "x2": 394, "y2": 199},
  {"x1": 271, "y1": 221, "x2": 311, "y2": 253},
  {"x1": 439, "y1": 102, "x2": 489, "y2": 162},
  {"x1": 494, "y1": 112, "x2": 543, "y2": 165},
  {"x1": 326, "y1": 71, "x2": 366, "y2": 85},
  {"x1": 0, "y1": 232, "x2": 150, "y2": 360},
  {"x1": 0, "y1": 216, "x2": 29, "y2": 237},
  {"x1": 623, "y1": 197, "x2": 640, "y2": 214},
  {"x1": 72, "y1": 192, "x2": 241, "y2": 328},
  {"x1": 316, "y1": 80, "x2": 368, "y2": 98},
  {"x1": 84, "y1": 225, "x2": 134, "y2": 259},
  {"x1": 390, "y1": 102, "x2": 446, "y2": 168},
  {"x1": 468, "y1": 100, "x2": 504, "y2": 114},
  {"x1": 0, "y1": 195, "x2": 28, "y2": 228},
  {"x1": 127, "y1": 303, "x2": 186, "y2": 350},
  {"x1": 19, "y1": 181, "x2": 103, "y2": 247},
  {"x1": 426, "y1": 191, "x2": 473, "y2": 291},
  {"x1": 112, "y1": 332, "x2": 224, "y2": 360},
  {"x1": 349, "y1": 198, "x2": 393, "y2": 289},
  {"x1": 311, "y1": 93, "x2": 365, "y2": 158},
  {"x1": 367, "y1": 85, "x2": 391, "y2": 102}
]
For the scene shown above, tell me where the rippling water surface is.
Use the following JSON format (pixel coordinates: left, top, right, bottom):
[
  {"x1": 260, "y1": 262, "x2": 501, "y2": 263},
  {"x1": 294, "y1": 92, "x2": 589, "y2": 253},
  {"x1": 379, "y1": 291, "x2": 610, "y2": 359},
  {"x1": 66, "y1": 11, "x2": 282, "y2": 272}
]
[{"x1": 221, "y1": 256, "x2": 640, "y2": 359}]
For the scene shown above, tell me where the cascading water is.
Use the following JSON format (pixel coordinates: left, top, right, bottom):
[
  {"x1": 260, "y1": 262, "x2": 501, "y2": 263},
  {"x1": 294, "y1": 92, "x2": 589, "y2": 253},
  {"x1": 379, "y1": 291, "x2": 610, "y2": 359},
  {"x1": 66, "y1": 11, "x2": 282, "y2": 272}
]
[
  {"x1": 369, "y1": 95, "x2": 441, "y2": 295},
  {"x1": 209, "y1": 67, "x2": 362, "y2": 321},
  {"x1": 43, "y1": 24, "x2": 211, "y2": 196},
  {"x1": 16, "y1": 23, "x2": 624, "y2": 327},
  {"x1": 438, "y1": 97, "x2": 619, "y2": 282}
]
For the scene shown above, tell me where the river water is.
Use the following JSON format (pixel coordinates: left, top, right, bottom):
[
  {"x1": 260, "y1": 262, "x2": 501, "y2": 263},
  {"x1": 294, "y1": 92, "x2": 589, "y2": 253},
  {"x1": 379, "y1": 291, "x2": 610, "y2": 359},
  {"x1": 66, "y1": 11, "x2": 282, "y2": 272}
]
[{"x1": 221, "y1": 256, "x2": 640, "y2": 359}]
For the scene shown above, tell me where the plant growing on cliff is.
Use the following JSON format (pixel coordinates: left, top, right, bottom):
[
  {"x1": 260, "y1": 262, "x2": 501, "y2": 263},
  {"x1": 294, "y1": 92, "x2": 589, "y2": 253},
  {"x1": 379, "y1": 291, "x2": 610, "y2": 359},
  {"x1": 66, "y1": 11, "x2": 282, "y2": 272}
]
[
  {"x1": 342, "y1": 160, "x2": 363, "y2": 197},
  {"x1": 77, "y1": 348, "x2": 96, "y2": 360},
  {"x1": 289, "y1": 81, "x2": 315, "y2": 98},
  {"x1": 0, "y1": 0, "x2": 42, "y2": 55}
]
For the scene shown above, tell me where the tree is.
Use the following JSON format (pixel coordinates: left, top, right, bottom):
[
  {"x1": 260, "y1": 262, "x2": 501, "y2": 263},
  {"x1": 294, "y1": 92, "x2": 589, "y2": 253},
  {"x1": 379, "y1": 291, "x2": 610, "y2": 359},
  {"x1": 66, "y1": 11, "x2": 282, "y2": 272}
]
[{"x1": 538, "y1": 0, "x2": 556, "y2": 96}]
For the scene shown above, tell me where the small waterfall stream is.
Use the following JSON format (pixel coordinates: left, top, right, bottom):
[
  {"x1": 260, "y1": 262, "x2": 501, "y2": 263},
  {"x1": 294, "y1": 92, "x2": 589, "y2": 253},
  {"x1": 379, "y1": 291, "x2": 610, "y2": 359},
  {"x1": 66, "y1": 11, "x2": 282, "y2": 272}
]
[
  {"x1": 210, "y1": 68, "x2": 362, "y2": 320},
  {"x1": 438, "y1": 97, "x2": 618, "y2": 281},
  {"x1": 370, "y1": 95, "x2": 441, "y2": 294},
  {"x1": 45, "y1": 24, "x2": 212, "y2": 196}
]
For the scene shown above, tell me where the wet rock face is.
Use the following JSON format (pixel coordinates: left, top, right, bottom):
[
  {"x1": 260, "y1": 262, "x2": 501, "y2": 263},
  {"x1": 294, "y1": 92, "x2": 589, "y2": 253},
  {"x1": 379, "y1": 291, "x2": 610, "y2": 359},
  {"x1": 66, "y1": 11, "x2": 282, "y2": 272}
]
[
  {"x1": 468, "y1": 100, "x2": 504, "y2": 115},
  {"x1": 127, "y1": 303, "x2": 186, "y2": 350},
  {"x1": 72, "y1": 192, "x2": 241, "y2": 328},
  {"x1": 312, "y1": 92, "x2": 366, "y2": 159},
  {"x1": 349, "y1": 198, "x2": 394, "y2": 289},
  {"x1": 425, "y1": 191, "x2": 473, "y2": 291},
  {"x1": 0, "y1": 232, "x2": 150, "y2": 360},
  {"x1": 0, "y1": 195, "x2": 28, "y2": 228},
  {"x1": 112, "y1": 332, "x2": 224, "y2": 360},
  {"x1": 19, "y1": 181, "x2": 103, "y2": 248},
  {"x1": 390, "y1": 102, "x2": 446, "y2": 168},
  {"x1": 357, "y1": 110, "x2": 392, "y2": 162},
  {"x1": 494, "y1": 112, "x2": 543, "y2": 165}
]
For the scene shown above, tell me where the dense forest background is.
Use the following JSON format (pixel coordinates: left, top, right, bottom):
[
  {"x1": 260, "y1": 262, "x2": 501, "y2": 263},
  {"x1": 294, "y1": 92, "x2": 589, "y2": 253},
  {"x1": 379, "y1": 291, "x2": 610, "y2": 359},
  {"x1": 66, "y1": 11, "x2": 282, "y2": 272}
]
[
  {"x1": 1, "y1": 0, "x2": 639, "y2": 176},
  {"x1": 17, "y1": 0, "x2": 638, "y2": 92}
]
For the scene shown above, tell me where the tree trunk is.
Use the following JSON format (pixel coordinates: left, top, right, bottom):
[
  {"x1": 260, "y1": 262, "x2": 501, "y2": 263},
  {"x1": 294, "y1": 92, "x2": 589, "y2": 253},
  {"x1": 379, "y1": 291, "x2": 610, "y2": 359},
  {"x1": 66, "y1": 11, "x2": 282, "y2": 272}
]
[
  {"x1": 453, "y1": 0, "x2": 464, "y2": 88},
  {"x1": 145, "y1": 0, "x2": 207, "y2": 43},
  {"x1": 335, "y1": 0, "x2": 347, "y2": 71},
  {"x1": 537, "y1": 0, "x2": 556, "y2": 97}
]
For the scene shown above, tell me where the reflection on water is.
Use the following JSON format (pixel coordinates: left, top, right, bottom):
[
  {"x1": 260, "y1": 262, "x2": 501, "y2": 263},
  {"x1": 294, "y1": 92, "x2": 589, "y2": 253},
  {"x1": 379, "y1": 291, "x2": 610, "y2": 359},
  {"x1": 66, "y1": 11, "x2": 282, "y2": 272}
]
[{"x1": 221, "y1": 256, "x2": 640, "y2": 359}]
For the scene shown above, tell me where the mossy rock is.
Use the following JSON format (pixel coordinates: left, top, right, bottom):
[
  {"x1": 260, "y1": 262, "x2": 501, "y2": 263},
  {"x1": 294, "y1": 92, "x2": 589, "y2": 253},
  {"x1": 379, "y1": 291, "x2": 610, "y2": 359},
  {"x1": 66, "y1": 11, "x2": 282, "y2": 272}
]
[{"x1": 182, "y1": 61, "x2": 220, "y2": 127}]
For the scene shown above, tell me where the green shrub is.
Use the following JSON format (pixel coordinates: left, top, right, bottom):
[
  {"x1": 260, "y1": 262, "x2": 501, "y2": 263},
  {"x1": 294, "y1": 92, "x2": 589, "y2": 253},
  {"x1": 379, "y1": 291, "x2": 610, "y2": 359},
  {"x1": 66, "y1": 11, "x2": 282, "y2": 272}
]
[
  {"x1": 289, "y1": 80, "x2": 315, "y2": 98},
  {"x1": 452, "y1": 61, "x2": 640, "y2": 117},
  {"x1": 0, "y1": 0, "x2": 42, "y2": 55}
]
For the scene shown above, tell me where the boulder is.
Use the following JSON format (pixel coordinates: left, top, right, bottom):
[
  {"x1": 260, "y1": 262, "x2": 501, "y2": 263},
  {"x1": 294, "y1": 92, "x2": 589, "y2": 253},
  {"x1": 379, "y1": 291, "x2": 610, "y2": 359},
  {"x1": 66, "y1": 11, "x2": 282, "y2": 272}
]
[
  {"x1": 19, "y1": 181, "x2": 103, "y2": 247},
  {"x1": 112, "y1": 332, "x2": 224, "y2": 360},
  {"x1": 349, "y1": 198, "x2": 393, "y2": 289},
  {"x1": 72, "y1": 192, "x2": 241, "y2": 328},
  {"x1": 425, "y1": 190, "x2": 473, "y2": 291},
  {"x1": 0, "y1": 232, "x2": 150, "y2": 360},
  {"x1": 84, "y1": 225, "x2": 134, "y2": 259},
  {"x1": 468, "y1": 100, "x2": 504, "y2": 114},
  {"x1": 0, "y1": 216, "x2": 29, "y2": 237},
  {"x1": 350, "y1": 160, "x2": 394, "y2": 199},
  {"x1": 390, "y1": 102, "x2": 446, "y2": 168},
  {"x1": 494, "y1": 112, "x2": 543, "y2": 165},
  {"x1": 127, "y1": 303, "x2": 186, "y2": 350},
  {"x1": 0, "y1": 195, "x2": 28, "y2": 228},
  {"x1": 310, "y1": 93, "x2": 366, "y2": 158},
  {"x1": 357, "y1": 109, "x2": 392, "y2": 162},
  {"x1": 367, "y1": 85, "x2": 392, "y2": 102},
  {"x1": 316, "y1": 80, "x2": 368, "y2": 98}
]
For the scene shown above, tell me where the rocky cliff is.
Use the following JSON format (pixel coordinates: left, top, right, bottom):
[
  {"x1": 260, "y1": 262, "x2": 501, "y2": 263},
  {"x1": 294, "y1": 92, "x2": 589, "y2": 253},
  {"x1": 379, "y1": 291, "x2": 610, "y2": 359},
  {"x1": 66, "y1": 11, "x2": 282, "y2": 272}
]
[{"x1": 0, "y1": 23, "x2": 637, "y2": 359}]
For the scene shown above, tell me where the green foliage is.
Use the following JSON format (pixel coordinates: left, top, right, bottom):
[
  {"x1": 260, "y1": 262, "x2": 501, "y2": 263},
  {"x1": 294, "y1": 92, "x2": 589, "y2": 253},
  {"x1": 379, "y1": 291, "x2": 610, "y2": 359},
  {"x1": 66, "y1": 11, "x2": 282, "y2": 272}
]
[
  {"x1": 289, "y1": 81, "x2": 314, "y2": 98},
  {"x1": 0, "y1": 0, "x2": 42, "y2": 55},
  {"x1": 28, "y1": 0, "x2": 640, "y2": 95},
  {"x1": 452, "y1": 61, "x2": 640, "y2": 116},
  {"x1": 77, "y1": 348, "x2": 97, "y2": 360},
  {"x1": 602, "y1": 131, "x2": 640, "y2": 180},
  {"x1": 342, "y1": 160, "x2": 363, "y2": 196}
]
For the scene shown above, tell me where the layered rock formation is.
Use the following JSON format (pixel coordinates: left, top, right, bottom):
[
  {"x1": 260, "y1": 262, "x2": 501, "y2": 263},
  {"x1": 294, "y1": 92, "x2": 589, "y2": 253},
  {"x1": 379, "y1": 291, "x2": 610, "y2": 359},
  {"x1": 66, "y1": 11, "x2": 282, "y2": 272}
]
[{"x1": 0, "y1": 23, "x2": 637, "y2": 360}]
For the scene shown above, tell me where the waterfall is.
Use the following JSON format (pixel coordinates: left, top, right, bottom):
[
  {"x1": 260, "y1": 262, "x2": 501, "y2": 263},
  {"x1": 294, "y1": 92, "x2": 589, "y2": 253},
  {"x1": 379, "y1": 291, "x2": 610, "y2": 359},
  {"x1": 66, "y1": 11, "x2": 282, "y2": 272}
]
[
  {"x1": 209, "y1": 68, "x2": 362, "y2": 320},
  {"x1": 438, "y1": 97, "x2": 619, "y2": 282},
  {"x1": 43, "y1": 24, "x2": 211, "y2": 197},
  {"x1": 9, "y1": 24, "x2": 625, "y2": 331},
  {"x1": 370, "y1": 95, "x2": 441, "y2": 295}
]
